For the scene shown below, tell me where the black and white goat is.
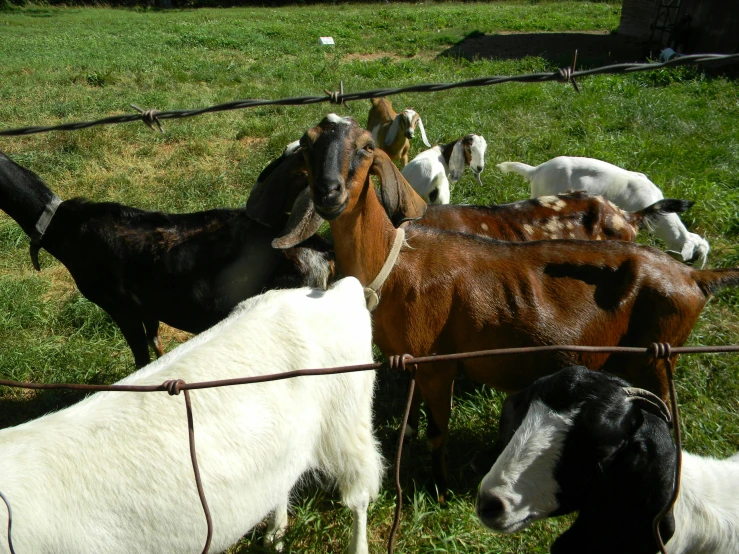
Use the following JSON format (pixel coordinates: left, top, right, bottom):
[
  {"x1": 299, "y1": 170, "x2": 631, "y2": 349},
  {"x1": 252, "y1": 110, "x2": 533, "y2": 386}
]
[
  {"x1": 0, "y1": 277, "x2": 383, "y2": 554},
  {"x1": 401, "y1": 134, "x2": 487, "y2": 204},
  {"x1": 0, "y1": 148, "x2": 331, "y2": 368},
  {"x1": 475, "y1": 366, "x2": 739, "y2": 554}
]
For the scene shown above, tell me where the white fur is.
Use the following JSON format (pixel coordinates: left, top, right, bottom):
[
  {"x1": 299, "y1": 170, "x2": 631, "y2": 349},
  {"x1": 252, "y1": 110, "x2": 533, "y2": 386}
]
[
  {"x1": 0, "y1": 277, "x2": 382, "y2": 554},
  {"x1": 476, "y1": 400, "x2": 576, "y2": 533},
  {"x1": 401, "y1": 145, "x2": 449, "y2": 205},
  {"x1": 497, "y1": 156, "x2": 710, "y2": 267},
  {"x1": 669, "y1": 452, "x2": 739, "y2": 554},
  {"x1": 401, "y1": 134, "x2": 487, "y2": 204}
]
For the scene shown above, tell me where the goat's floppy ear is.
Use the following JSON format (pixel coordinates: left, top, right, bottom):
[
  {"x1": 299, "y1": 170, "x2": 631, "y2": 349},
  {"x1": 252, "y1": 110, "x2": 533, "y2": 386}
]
[
  {"x1": 415, "y1": 115, "x2": 431, "y2": 147},
  {"x1": 247, "y1": 150, "x2": 307, "y2": 228},
  {"x1": 371, "y1": 149, "x2": 427, "y2": 226},
  {"x1": 272, "y1": 188, "x2": 325, "y2": 249},
  {"x1": 449, "y1": 140, "x2": 466, "y2": 182},
  {"x1": 385, "y1": 114, "x2": 403, "y2": 147}
]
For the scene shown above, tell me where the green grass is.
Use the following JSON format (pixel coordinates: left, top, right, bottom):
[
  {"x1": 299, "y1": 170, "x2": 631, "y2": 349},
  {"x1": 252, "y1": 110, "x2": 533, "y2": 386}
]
[{"x1": 1, "y1": 1, "x2": 738, "y2": 552}]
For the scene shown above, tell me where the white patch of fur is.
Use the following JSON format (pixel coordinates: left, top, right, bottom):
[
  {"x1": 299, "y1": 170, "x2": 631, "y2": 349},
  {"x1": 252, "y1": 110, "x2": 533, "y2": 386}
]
[
  {"x1": 522, "y1": 223, "x2": 535, "y2": 236},
  {"x1": 476, "y1": 401, "x2": 576, "y2": 533},
  {"x1": 481, "y1": 223, "x2": 489, "y2": 232},
  {"x1": 326, "y1": 113, "x2": 351, "y2": 125},
  {"x1": 543, "y1": 219, "x2": 562, "y2": 235},
  {"x1": 667, "y1": 452, "x2": 739, "y2": 554},
  {"x1": 283, "y1": 140, "x2": 301, "y2": 155},
  {"x1": 537, "y1": 195, "x2": 559, "y2": 208},
  {"x1": 0, "y1": 278, "x2": 382, "y2": 554}
]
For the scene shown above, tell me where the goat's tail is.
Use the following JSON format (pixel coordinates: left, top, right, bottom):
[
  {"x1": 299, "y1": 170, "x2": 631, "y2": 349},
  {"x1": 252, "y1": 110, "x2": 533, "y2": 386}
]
[
  {"x1": 496, "y1": 161, "x2": 535, "y2": 180},
  {"x1": 694, "y1": 268, "x2": 739, "y2": 296},
  {"x1": 631, "y1": 199, "x2": 693, "y2": 231}
]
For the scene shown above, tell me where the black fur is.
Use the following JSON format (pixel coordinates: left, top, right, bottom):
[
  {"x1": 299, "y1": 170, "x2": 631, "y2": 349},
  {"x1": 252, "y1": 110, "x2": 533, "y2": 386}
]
[
  {"x1": 482, "y1": 367, "x2": 677, "y2": 554},
  {"x1": 0, "y1": 150, "x2": 332, "y2": 368}
]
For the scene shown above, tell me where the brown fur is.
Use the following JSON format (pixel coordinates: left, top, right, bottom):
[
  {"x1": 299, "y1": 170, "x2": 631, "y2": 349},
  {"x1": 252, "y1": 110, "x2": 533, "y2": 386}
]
[
  {"x1": 417, "y1": 191, "x2": 669, "y2": 242},
  {"x1": 367, "y1": 97, "x2": 417, "y2": 167},
  {"x1": 290, "y1": 117, "x2": 739, "y2": 503}
]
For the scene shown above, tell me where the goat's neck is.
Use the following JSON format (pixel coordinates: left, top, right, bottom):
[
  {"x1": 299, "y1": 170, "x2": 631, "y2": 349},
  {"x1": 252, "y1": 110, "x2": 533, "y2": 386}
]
[
  {"x1": 0, "y1": 154, "x2": 60, "y2": 238},
  {"x1": 329, "y1": 179, "x2": 398, "y2": 286},
  {"x1": 668, "y1": 452, "x2": 739, "y2": 554},
  {"x1": 440, "y1": 140, "x2": 457, "y2": 168}
]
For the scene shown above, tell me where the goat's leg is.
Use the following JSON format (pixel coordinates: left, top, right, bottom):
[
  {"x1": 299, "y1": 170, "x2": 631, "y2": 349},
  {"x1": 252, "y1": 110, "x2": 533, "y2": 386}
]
[
  {"x1": 110, "y1": 312, "x2": 150, "y2": 368},
  {"x1": 264, "y1": 501, "x2": 288, "y2": 551},
  {"x1": 416, "y1": 362, "x2": 456, "y2": 506},
  {"x1": 143, "y1": 318, "x2": 164, "y2": 358},
  {"x1": 405, "y1": 387, "x2": 423, "y2": 438}
]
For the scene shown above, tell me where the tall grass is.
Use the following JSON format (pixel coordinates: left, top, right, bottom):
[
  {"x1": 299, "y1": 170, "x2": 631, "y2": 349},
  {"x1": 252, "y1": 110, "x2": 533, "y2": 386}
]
[{"x1": 0, "y1": 2, "x2": 737, "y2": 552}]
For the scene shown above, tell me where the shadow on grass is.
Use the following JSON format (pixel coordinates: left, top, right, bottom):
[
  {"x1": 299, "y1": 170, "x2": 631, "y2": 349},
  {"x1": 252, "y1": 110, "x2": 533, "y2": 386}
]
[{"x1": 439, "y1": 30, "x2": 648, "y2": 67}]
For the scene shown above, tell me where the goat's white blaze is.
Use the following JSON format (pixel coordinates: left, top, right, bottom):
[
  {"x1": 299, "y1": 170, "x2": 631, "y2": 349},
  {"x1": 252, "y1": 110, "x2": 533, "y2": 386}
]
[
  {"x1": 469, "y1": 135, "x2": 487, "y2": 176},
  {"x1": 477, "y1": 400, "x2": 577, "y2": 533},
  {"x1": 326, "y1": 113, "x2": 351, "y2": 126}
]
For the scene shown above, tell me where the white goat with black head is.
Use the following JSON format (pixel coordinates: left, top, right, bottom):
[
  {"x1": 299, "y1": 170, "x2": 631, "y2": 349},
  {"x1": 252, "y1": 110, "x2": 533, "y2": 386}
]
[
  {"x1": 0, "y1": 277, "x2": 382, "y2": 554},
  {"x1": 475, "y1": 366, "x2": 739, "y2": 554},
  {"x1": 497, "y1": 156, "x2": 710, "y2": 267},
  {"x1": 401, "y1": 134, "x2": 487, "y2": 204},
  {"x1": 367, "y1": 97, "x2": 430, "y2": 167}
]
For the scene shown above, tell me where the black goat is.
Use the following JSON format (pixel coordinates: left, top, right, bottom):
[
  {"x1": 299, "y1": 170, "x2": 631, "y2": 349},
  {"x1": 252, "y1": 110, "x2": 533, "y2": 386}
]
[
  {"x1": 474, "y1": 366, "x2": 739, "y2": 554},
  {"x1": 0, "y1": 148, "x2": 331, "y2": 368}
]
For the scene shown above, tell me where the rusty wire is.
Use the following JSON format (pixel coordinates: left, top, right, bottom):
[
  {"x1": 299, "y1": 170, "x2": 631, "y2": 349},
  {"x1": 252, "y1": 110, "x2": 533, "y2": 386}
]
[
  {"x1": 0, "y1": 53, "x2": 737, "y2": 138},
  {"x1": 1, "y1": 342, "x2": 738, "y2": 554}
]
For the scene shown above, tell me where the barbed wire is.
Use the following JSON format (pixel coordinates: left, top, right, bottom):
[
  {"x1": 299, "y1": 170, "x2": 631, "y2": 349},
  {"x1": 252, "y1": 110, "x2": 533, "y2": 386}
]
[
  {"x1": 1, "y1": 342, "x2": 738, "y2": 554},
  {"x1": 0, "y1": 52, "x2": 737, "y2": 138}
]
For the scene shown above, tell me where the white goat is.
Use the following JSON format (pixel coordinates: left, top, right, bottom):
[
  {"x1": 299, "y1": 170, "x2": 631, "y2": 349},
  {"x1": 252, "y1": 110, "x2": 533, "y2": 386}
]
[
  {"x1": 497, "y1": 156, "x2": 710, "y2": 267},
  {"x1": 401, "y1": 134, "x2": 487, "y2": 204},
  {"x1": 0, "y1": 277, "x2": 382, "y2": 554}
]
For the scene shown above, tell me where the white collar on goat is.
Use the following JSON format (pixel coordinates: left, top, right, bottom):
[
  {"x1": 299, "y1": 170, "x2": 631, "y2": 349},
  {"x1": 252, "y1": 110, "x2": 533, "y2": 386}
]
[{"x1": 364, "y1": 226, "x2": 405, "y2": 311}]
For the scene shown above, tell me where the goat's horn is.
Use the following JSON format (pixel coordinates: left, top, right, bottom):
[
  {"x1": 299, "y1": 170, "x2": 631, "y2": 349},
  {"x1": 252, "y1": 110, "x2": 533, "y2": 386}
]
[
  {"x1": 416, "y1": 116, "x2": 431, "y2": 148},
  {"x1": 623, "y1": 387, "x2": 672, "y2": 425}
]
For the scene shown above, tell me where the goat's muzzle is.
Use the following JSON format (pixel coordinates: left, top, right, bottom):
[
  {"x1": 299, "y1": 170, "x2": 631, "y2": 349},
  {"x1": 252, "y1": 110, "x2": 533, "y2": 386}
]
[{"x1": 313, "y1": 178, "x2": 348, "y2": 220}]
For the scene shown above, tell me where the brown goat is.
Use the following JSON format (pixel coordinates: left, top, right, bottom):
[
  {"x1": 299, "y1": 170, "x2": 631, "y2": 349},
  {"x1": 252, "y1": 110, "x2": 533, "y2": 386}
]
[
  {"x1": 274, "y1": 115, "x2": 739, "y2": 504},
  {"x1": 367, "y1": 97, "x2": 430, "y2": 167},
  {"x1": 416, "y1": 191, "x2": 692, "y2": 243}
]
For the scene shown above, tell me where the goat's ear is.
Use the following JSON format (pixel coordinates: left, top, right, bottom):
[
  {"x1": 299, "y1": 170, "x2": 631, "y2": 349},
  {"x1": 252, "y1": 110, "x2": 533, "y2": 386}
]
[
  {"x1": 416, "y1": 115, "x2": 431, "y2": 147},
  {"x1": 371, "y1": 149, "x2": 427, "y2": 226},
  {"x1": 449, "y1": 140, "x2": 466, "y2": 182},
  {"x1": 385, "y1": 115, "x2": 403, "y2": 147},
  {"x1": 272, "y1": 187, "x2": 325, "y2": 249},
  {"x1": 247, "y1": 150, "x2": 307, "y2": 228}
]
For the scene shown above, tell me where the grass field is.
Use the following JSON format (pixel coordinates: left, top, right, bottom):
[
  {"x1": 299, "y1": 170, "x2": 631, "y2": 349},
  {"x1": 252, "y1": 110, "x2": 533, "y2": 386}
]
[{"x1": 1, "y1": 1, "x2": 738, "y2": 552}]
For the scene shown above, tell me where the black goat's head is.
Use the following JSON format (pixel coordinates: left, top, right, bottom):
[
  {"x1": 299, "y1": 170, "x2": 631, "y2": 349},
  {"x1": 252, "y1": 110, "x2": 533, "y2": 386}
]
[{"x1": 475, "y1": 366, "x2": 676, "y2": 554}]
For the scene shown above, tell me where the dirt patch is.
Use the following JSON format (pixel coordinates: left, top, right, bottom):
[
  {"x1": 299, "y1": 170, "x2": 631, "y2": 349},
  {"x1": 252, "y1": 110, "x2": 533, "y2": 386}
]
[
  {"x1": 439, "y1": 31, "x2": 648, "y2": 66},
  {"x1": 237, "y1": 136, "x2": 269, "y2": 149},
  {"x1": 343, "y1": 52, "x2": 401, "y2": 62},
  {"x1": 160, "y1": 323, "x2": 195, "y2": 350}
]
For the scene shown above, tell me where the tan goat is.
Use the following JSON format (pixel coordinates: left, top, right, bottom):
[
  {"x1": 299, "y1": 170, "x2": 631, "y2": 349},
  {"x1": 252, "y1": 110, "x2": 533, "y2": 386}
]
[
  {"x1": 269, "y1": 115, "x2": 739, "y2": 504},
  {"x1": 367, "y1": 97, "x2": 430, "y2": 167}
]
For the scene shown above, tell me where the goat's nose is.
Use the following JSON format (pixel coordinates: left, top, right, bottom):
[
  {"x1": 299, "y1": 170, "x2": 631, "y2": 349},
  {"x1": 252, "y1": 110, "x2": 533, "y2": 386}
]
[
  {"x1": 476, "y1": 490, "x2": 505, "y2": 522},
  {"x1": 473, "y1": 165, "x2": 484, "y2": 173},
  {"x1": 319, "y1": 177, "x2": 344, "y2": 203},
  {"x1": 405, "y1": 129, "x2": 414, "y2": 139}
]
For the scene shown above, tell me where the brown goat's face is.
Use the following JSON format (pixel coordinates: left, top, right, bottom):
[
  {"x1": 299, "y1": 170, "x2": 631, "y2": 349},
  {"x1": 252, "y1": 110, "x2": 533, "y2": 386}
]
[{"x1": 300, "y1": 115, "x2": 375, "y2": 220}]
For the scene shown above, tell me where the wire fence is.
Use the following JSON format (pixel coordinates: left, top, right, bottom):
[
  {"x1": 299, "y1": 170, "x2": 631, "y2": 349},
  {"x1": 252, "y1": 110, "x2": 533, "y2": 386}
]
[
  {"x1": 1, "y1": 342, "x2": 738, "y2": 554},
  {"x1": 0, "y1": 53, "x2": 737, "y2": 137}
]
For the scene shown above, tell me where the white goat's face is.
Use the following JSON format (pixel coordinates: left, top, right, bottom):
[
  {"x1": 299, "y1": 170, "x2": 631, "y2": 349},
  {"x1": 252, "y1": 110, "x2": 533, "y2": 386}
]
[
  {"x1": 476, "y1": 399, "x2": 576, "y2": 533},
  {"x1": 402, "y1": 110, "x2": 417, "y2": 139},
  {"x1": 467, "y1": 134, "x2": 487, "y2": 176}
]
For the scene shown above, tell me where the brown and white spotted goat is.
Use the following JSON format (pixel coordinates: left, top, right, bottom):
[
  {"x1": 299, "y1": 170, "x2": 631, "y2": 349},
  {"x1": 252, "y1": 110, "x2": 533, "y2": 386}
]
[
  {"x1": 416, "y1": 191, "x2": 691, "y2": 244},
  {"x1": 272, "y1": 115, "x2": 739, "y2": 505}
]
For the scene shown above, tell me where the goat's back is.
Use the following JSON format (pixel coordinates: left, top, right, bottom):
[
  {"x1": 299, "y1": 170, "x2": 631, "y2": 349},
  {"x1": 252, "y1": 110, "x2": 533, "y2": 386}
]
[
  {"x1": 0, "y1": 278, "x2": 374, "y2": 554},
  {"x1": 417, "y1": 192, "x2": 640, "y2": 241},
  {"x1": 373, "y1": 228, "x2": 712, "y2": 392},
  {"x1": 528, "y1": 157, "x2": 663, "y2": 210}
]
